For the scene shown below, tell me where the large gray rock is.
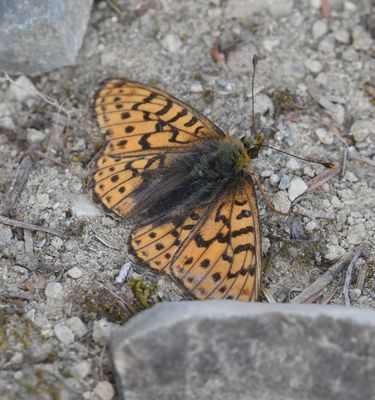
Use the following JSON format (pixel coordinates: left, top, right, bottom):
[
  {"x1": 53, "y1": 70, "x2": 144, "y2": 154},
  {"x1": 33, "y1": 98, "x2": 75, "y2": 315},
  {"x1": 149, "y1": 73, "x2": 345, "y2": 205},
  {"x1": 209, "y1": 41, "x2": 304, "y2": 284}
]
[
  {"x1": 0, "y1": 0, "x2": 93, "y2": 76},
  {"x1": 110, "y1": 302, "x2": 375, "y2": 400}
]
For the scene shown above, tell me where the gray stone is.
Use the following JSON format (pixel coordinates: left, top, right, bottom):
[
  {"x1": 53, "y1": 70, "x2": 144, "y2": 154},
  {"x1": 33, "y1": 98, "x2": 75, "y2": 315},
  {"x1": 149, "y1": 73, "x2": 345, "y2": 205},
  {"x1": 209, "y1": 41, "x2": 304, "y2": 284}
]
[
  {"x1": 312, "y1": 20, "x2": 328, "y2": 40},
  {"x1": 160, "y1": 33, "x2": 182, "y2": 53},
  {"x1": 0, "y1": 0, "x2": 93, "y2": 76},
  {"x1": 278, "y1": 174, "x2": 290, "y2": 190},
  {"x1": 54, "y1": 323, "x2": 74, "y2": 345},
  {"x1": 93, "y1": 319, "x2": 114, "y2": 346},
  {"x1": 271, "y1": 191, "x2": 291, "y2": 214},
  {"x1": 110, "y1": 302, "x2": 375, "y2": 400}
]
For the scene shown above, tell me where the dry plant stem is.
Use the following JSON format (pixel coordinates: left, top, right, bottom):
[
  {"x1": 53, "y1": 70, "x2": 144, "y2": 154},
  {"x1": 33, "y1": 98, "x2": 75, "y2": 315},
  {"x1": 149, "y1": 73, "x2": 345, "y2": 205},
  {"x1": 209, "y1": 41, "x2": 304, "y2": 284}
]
[
  {"x1": 322, "y1": 286, "x2": 339, "y2": 304},
  {"x1": 0, "y1": 289, "x2": 34, "y2": 301},
  {"x1": 0, "y1": 215, "x2": 64, "y2": 237},
  {"x1": 93, "y1": 233, "x2": 122, "y2": 250},
  {"x1": 261, "y1": 286, "x2": 276, "y2": 303},
  {"x1": 348, "y1": 149, "x2": 375, "y2": 168},
  {"x1": 306, "y1": 166, "x2": 340, "y2": 193},
  {"x1": 291, "y1": 204, "x2": 334, "y2": 220},
  {"x1": 290, "y1": 248, "x2": 356, "y2": 304},
  {"x1": 0, "y1": 154, "x2": 34, "y2": 215},
  {"x1": 343, "y1": 245, "x2": 369, "y2": 307}
]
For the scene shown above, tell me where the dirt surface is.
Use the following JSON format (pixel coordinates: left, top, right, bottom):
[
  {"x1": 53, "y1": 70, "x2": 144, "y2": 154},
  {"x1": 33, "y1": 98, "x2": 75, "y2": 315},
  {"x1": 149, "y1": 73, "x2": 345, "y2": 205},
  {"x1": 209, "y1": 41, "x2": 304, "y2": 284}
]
[{"x1": 0, "y1": 0, "x2": 374, "y2": 398}]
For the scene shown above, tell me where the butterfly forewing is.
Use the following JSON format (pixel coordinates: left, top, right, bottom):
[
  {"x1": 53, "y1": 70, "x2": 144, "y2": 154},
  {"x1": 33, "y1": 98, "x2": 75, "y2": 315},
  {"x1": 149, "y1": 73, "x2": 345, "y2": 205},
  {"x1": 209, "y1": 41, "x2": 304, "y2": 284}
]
[{"x1": 92, "y1": 79, "x2": 225, "y2": 216}]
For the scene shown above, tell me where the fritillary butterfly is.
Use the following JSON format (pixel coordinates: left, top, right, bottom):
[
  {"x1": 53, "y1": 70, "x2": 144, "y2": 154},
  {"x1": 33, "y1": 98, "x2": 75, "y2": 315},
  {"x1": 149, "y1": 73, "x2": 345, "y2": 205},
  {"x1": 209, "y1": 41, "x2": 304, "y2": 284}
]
[{"x1": 91, "y1": 79, "x2": 263, "y2": 301}]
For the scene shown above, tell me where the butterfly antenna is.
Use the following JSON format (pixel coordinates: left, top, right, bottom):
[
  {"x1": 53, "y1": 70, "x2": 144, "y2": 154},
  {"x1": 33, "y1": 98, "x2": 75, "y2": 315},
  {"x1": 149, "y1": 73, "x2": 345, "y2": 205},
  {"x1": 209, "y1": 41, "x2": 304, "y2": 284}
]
[
  {"x1": 251, "y1": 54, "x2": 258, "y2": 137},
  {"x1": 261, "y1": 144, "x2": 336, "y2": 169}
]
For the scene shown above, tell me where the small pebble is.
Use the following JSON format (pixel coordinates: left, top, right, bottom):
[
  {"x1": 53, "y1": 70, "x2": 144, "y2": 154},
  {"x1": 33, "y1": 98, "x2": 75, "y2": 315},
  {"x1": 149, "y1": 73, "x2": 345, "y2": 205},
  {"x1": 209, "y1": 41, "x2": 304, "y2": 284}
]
[
  {"x1": 160, "y1": 33, "x2": 182, "y2": 53},
  {"x1": 286, "y1": 158, "x2": 300, "y2": 171},
  {"x1": 346, "y1": 224, "x2": 366, "y2": 245},
  {"x1": 315, "y1": 127, "x2": 334, "y2": 145},
  {"x1": 71, "y1": 360, "x2": 92, "y2": 380},
  {"x1": 0, "y1": 225, "x2": 13, "y2": 243},
  {"x1": 54, "y1": 323, "x2": 74, "y2": 345},
  {"x1": 350, "y1": 288, "x2": 362, "y2": 300},
  {"x1": 271, "y1": 191, "x2": 291, "y2": 214},
  {"x1": 261, "y1": 170, "x2": 273, "y2": 178},
  {"x1": 7, "y1": 75, "x2": 39, "y2": 104},
  {"x1": 269, "y1": 173, "x2": 280, "y2": 186},
  {"x1": 45, "y1": 282, "x2": 64, "y2": 300},
  {"x1": 334, "y1": 29, "x2": 350, "y2": 44},
  {"x1": 352, "y1": 26, "x2": 372, "y2": 51},
  {"x1": 323, "y1": 244, "x2": 346, "y2": 261},
  {"x1": 278, "y1": 175, "x2": 290, "y2": 190},
  {"x1": 66, "y1": 316, "x2": 87, "y2": 338},
  {"x1": 350, "y1": 119, "x2": 373, "y2": 142},
  {"x1": 71, "y1": 194, "x2": 102, "y2": 218},
  {"x1": 262, "y1": 237, "x2": 271, "y2": 255},
  {"x1": 288, "y1": 177, "x2": 308, "y2": 201},
  {"x1": 305, "y1": 220, "x2": 318, "y2": 232},
  {"x1": 28, "y1": 343, "x2": 53, "y2": 363},
  {"x1": 190, "y1": 81, "x2": 203, "y2": 93},
  {"x1": 9, "y1": 352, "x2": 23, "y2": 366},
  {"x1": 304, "y1": 59, "x2": 323, "y2": 74},
  {"x1": 27, "y1": 128, "x2": 46, "y2": 145},
  {"x1": 253, "y1": 94, "x2": 274, "y2": 116},
  {"x1": 312, "y1": 20, "x2": 328, "y2": 40},
  {"x1": 67, "y1": 266, "x2": 83, "y2": 279},
  {"x1": 92, "y1": 319, "x2": 114, "y2": 346},
  {"x1": 93, "y1": 381, "x2": 115, "y2": 400}
]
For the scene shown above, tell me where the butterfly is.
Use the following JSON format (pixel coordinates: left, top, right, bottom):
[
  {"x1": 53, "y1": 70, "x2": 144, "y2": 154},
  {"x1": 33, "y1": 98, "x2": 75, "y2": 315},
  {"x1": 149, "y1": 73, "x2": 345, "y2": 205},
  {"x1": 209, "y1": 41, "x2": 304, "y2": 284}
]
[{"x1": 91, "y1": 79, "x2": 264, "y2": 301}]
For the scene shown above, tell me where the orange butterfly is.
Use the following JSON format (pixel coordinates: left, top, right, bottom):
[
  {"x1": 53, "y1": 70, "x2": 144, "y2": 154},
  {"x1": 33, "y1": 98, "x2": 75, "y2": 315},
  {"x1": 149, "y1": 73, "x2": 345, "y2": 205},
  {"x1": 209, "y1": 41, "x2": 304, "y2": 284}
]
[{"x1": 91, "y1": 79, "x2": 263, "y2": 301}]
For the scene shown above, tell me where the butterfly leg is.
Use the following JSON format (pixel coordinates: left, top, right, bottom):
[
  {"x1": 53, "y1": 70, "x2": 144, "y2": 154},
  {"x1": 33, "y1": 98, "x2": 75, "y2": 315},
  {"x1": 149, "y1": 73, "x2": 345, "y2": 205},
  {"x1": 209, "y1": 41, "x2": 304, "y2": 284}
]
[{"x1": 249, "y1": 172, "x2": 289, "y2": 216}]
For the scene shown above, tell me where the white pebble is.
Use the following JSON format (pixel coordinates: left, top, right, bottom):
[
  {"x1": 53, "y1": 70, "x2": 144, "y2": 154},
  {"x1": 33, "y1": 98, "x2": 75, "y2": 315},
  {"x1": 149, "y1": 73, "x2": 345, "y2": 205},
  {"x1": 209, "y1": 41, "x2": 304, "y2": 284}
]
[
  {"x1": 190, "y1": 81, "x2": 203, "y2": 93},
  {"x1": 54, "y1": 323, "x2": 74, "y2": 345},
  {"x1": 288, "y1": 177, "x2": 308, "y2": 201},
  {"x1": 271, "y1": 191, "x2": 291, "y2": 214},
  {"x1": 160, "y1": 33, "x2": 182, "y2": 53},
  {"x1": 350, "y1": 119, "x2": 373, "y2": 142},
  {"x1": 305, "y1": 220, "x2": 318, "y2": 231},
  {"x1": 67, "y1": 267, "x2": 83, "y2": 279},
  {"x1": 66, "y1": 316, "x2": 87, "y2": 338},
  {"x1": 71, "y1": 194, "x2": 102, "y2": 218},
  {"x1": 45, "y1": 282, "x2": 64, "y2": 299},
  {"x1": 312, "y1": 20, "x2": 328, "y2": 40},
  {"x1": 304, "y1": 59, "x2": 323, "y2": 74},
  {"x1": 27, "y1": 128, "x2": 46, "y2": 144},
  {"x1": 93, "y1": 381, "x2": 115, "y2": 400},
  {"x1": 71, "y1": 360, "x2": 92, "y2": 380},
  {"x1": 324, "y1": 245, "x2": 346, "y2": 261},
  {"x1": 286, "y1": 158, "x2": 300, "y2": 171},
  {"x1": 315, "y1": 128, "x2": 334, "y2": 145},
  {"x1": 334, "y1": 29, "x2": 350, "y2": 44},
  {"x1": 92, "y1": 319, "x2": 114, "y2": 346},
  {"x1": 7, "y1": 75, "x2": 39, "y2": 104}
]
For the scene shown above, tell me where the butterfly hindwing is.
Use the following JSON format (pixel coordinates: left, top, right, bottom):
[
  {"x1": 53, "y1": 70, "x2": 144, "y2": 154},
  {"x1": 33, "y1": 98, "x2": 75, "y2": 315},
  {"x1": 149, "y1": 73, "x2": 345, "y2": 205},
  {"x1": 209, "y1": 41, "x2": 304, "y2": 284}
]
[
  {"x1": 130, "y1": 211, "x2": 203, "y2": 275},
  {"x1": 129, "y1": 177, "x2": 262, "y2": 301},
  {"x1": 170, "y1": 177, "x2": 262, "y2": 301},
  {"x1": 92, "y1": 79, "x2": 225, "y2": 216}
]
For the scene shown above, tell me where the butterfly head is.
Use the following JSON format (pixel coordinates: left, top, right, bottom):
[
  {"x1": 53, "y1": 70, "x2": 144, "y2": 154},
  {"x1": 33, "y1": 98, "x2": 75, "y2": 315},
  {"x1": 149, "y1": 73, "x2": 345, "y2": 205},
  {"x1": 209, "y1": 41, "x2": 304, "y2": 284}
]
[{"x1": 241, "y1": 132, "x2": 264, "y2": 160}]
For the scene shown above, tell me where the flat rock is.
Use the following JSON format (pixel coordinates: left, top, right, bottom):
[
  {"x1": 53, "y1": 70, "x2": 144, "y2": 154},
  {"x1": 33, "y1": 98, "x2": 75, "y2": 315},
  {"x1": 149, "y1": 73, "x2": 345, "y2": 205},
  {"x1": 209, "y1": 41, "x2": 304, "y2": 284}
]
[
  {"x1": 110, "y1": 302, "x2": 375, "y2": 400},
  {"x1": 0, "y1": 0, "x2": 93, "y2": 76}
]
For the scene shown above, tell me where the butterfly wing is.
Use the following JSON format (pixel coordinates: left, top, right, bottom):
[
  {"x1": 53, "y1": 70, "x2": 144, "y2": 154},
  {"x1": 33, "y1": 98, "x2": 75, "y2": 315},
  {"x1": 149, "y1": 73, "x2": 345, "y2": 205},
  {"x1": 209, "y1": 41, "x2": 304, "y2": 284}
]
[
  {"x1": 92, "y1": 79, "x2": 225, "y2": 216},
  {"x1": 130, "y1": 176, "x2": 262, "y2": 301}
]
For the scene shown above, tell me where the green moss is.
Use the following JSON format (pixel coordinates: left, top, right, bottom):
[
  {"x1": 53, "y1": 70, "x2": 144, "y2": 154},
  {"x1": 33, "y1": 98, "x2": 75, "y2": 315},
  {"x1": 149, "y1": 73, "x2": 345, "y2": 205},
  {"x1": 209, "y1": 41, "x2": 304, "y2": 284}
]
[{"x1": 129, "y1": 277, "x2": 157, "y2": 309}]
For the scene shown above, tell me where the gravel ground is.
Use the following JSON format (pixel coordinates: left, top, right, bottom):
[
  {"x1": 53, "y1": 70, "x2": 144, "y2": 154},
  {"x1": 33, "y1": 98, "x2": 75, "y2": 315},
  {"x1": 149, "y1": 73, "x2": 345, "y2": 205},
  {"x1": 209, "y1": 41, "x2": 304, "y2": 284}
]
[{"x1": 0, "y1": 0, "x2": 374, "y2": 398}]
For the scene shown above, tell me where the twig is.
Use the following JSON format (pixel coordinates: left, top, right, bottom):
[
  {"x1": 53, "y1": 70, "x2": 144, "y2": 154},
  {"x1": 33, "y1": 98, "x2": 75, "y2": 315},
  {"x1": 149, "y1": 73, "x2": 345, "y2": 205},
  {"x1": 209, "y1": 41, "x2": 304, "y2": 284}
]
[
  {"x1": 23, "y1": 216, "x2": 34, "y2": 256},
  {"x1": 304, "y1": 290, "x2": 324, "y2": 304},
  {"x1": 261, "y1": 286, "x2": 277, "y2": 303},
  {"x1": 306, "y1": 165, "x2": 340, "y2": 192},
  {"x1": 290, "y1": 248, "x2": 357, "y2": 304},
  {"x1": 97, "y1": 281, "x2": 135, "y2": 314},
  {"x1": 0, "y1": 154, "x2": 34, "y2": 215},
  {"x1": 93, "y1": 233, "x2": 122, "y2": 250},
  {"x1": 34, "y1": 150, "x2": 67, "y2": 168},
  {"x1": 292, "y1": 204, "x2": 335, "y2": 220},
  {"x1": 343, "y1": 245, "x2": 370, "y2": 307},
  {"x1": 322, "y1": 286, "x2": 339, "y2": 304},
  {"x1": 0, "y1": 215, "x2": 64, "y2": 237},
  {"x1": 356, "y1": 261, "x2": 371, "y2": 291},
  {"x1": 0, "y1": 289, "x2": 34, "y2": 301},
  {"x1": 347, "y1": 148, "x2": 375, "y2": 168}
]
